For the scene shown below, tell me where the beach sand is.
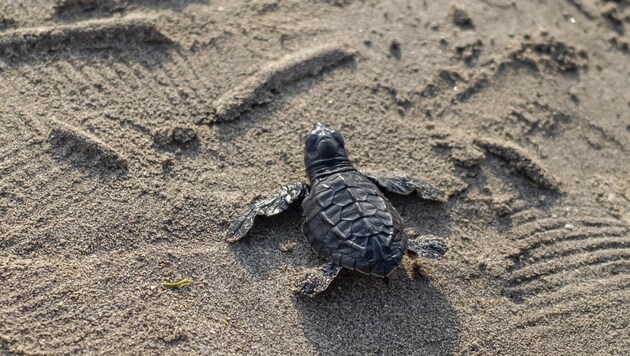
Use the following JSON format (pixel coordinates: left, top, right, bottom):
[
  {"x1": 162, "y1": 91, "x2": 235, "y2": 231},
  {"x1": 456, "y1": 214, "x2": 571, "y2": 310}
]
[{"x1": 0, "y1": 0, "x2": 629, "y2": 354}]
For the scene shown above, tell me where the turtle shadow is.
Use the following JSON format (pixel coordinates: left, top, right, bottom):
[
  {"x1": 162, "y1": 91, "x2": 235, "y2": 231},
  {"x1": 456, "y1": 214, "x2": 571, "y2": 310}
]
[{"x1": 294, "y1": 268, "x2": 461, "y2": 355}]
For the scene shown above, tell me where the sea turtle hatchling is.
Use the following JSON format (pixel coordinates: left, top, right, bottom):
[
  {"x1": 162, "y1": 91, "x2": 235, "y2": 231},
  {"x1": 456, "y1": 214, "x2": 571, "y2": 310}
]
[{"x1": 226, "y1": 123, "x2": 448, "y2": 296}]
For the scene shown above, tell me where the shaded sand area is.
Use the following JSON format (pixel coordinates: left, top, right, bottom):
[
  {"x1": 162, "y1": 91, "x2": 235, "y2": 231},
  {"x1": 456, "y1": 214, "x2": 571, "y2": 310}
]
[{"x1": 1, "y1": 0, "x2": 629, "y2": 354}]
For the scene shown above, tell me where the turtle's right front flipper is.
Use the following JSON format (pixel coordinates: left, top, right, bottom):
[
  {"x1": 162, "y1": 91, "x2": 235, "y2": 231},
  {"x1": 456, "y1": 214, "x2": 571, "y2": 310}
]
[
  {"x1": 362, "y1": 172, "x2": 446, "y2": 203},
  {"x1": 226, "y1": 182, "x2": 309, "y2": 243}
]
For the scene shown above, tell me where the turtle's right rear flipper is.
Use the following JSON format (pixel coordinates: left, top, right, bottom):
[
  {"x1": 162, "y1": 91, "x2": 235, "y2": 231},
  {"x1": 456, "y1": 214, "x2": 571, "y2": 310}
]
[
  {"x1": 407, "y1": 234, "x2": 448, "y2": 260},
  {"x1": 295, "y1": 262, "x2": 342, "y2": 297},
  {"x1": 226, "y1": 182, "x2": 309, "y2": 242}
]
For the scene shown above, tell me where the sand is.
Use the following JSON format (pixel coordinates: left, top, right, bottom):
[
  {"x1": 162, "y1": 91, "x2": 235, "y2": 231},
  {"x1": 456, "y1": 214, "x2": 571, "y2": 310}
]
[{"x1": 0, "y1": 0, "x2": 629, "y2": 354}]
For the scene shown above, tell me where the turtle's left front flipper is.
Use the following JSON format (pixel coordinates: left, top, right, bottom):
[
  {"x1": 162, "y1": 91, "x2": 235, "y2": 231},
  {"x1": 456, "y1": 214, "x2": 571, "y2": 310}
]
[
  {"x1": 226, "y1": 182, "x2": 309, "y2": 243},
  {"x1": 363, "y1": 172, "x2": 446, "y2": 202}
]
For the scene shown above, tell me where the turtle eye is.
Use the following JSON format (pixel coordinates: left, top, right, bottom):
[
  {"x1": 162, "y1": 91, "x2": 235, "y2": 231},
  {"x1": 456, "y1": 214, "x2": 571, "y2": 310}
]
[
  {"x1": 305, "y1": 134, "x2": 318, "y2": 150},
  {"x1": 331, "y1": 131, "x2": 345, "y2": 147}
]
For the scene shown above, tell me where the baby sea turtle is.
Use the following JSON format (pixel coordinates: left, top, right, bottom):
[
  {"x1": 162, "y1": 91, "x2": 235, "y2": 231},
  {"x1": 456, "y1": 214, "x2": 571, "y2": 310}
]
[{"x1": 226, "y1": 123, "x2": 448, "y2": 296}]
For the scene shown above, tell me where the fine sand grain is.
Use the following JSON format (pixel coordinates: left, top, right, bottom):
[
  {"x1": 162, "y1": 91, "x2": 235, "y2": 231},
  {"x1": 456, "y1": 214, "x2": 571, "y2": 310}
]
[{"x1": 1, "y1": 0, "x2": 629, "y2": 355}]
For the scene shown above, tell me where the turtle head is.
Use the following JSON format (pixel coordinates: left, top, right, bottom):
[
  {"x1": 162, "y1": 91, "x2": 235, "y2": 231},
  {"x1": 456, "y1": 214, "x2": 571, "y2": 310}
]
[{"x1": 304, "y1": 123, "x2": 350, "y2": 172}]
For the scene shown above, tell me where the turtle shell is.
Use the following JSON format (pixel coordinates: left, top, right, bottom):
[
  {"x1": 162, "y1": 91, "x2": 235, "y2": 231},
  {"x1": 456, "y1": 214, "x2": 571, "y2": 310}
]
[{"x1": 301, "y1": 170, "x2": 407, "y2": 277}]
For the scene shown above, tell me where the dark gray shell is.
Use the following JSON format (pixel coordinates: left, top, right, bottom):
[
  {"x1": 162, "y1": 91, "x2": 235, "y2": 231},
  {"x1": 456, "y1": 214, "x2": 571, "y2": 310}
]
[{"x1": 301, "y1": 170, "x2": 407, "y2": 277}]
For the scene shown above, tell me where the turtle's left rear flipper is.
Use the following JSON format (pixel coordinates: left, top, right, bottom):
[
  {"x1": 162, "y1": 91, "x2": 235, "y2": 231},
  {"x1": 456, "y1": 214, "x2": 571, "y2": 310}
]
[
  {"x1": 295, "y1": 262, "x2": 342, "y2": 297},
  {"x1": 226, "y1": 182, "x2": 309, "y2": 242}
]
